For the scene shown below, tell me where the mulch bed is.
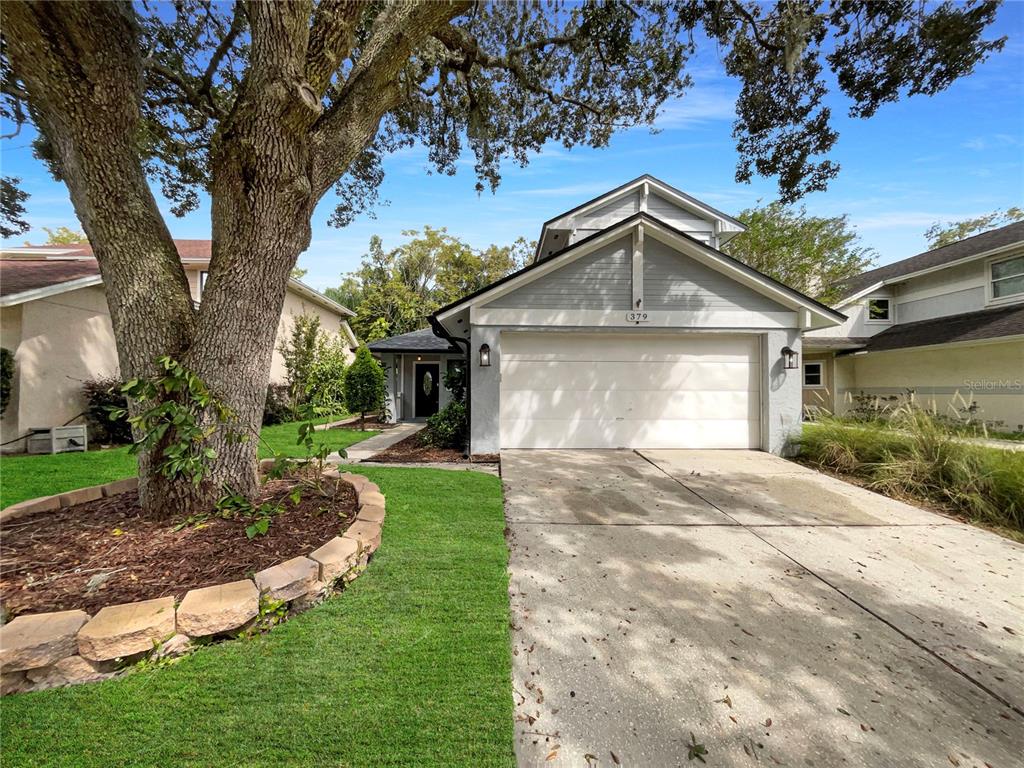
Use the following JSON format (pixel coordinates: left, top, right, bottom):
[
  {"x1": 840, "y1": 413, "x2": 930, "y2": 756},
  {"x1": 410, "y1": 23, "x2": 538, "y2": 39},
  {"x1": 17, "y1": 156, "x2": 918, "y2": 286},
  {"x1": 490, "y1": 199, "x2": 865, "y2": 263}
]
[
  {"x1": 369, "y1": 433, "x2": 499, "y2": 465},
  {"x1": 330, "y1": 416, "x2": 395, "y2": 431},
  {"x1": 0, "y1": 475, "x2": 358, "y2": 618}
]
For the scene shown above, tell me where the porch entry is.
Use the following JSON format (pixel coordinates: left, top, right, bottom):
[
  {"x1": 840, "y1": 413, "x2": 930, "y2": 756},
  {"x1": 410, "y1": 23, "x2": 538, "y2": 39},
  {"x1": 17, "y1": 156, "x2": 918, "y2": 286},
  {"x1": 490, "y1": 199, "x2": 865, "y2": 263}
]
[{"x1": 414, "y1": 362, "x2": 440, "y2": 417}]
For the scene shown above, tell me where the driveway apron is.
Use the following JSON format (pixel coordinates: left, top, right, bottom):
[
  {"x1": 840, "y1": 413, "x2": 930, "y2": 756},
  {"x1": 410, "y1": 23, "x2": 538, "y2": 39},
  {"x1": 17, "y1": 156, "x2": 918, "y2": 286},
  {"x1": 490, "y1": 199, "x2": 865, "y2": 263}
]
[{"x1": 503, "y1": 449, "x2": 1023, "y2": 767}]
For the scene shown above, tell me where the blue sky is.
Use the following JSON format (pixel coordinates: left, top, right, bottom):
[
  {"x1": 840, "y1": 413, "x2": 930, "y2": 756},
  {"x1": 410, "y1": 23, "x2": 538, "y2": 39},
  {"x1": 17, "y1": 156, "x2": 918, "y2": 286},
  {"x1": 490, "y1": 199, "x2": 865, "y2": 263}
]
[{"x1": 2, "y1": 3, "x2": 1022, "y2": 293}]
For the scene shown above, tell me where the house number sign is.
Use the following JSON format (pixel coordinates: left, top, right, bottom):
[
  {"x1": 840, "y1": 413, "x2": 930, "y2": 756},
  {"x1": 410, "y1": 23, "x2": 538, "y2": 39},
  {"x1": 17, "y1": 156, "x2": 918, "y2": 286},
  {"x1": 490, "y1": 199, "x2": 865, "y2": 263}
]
[{"x1": 625, "y1": 311, "x2": 650, "y2": 323}]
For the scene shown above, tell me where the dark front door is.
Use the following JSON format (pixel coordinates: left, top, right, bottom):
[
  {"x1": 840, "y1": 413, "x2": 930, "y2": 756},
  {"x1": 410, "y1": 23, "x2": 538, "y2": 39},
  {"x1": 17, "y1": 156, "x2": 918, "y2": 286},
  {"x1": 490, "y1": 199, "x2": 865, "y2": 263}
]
[{"x1": 414, "y1": 363, "x2": 440, "y2": 417}]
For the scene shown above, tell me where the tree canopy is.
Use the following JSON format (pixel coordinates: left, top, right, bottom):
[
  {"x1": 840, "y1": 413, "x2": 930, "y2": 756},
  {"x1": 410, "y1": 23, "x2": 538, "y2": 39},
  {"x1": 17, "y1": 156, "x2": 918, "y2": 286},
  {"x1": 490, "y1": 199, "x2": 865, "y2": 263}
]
[
  {"x1": 925, "y1": 208, "x2": 1024, "y2": 249},
  {"x1": 328, "y1": 227, "x2": 529, "y2": 341},
  {"x1": 723, "y1": 201, "x2": 875, "y2": 304}
]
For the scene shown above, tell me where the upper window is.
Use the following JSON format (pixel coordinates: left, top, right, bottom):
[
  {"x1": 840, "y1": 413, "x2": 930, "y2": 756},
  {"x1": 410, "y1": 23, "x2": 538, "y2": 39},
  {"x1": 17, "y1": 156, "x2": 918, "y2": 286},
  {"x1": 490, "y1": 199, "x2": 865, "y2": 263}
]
[
  {"x1": 866, "y1": 297, "x2": 892, "y2": 322},
  {"x1": 991, "y1": 254, "x2": 1024, "y2": 301},
  {"x1": 803, "y1": 361, "x2": 824, "y2": 388}
]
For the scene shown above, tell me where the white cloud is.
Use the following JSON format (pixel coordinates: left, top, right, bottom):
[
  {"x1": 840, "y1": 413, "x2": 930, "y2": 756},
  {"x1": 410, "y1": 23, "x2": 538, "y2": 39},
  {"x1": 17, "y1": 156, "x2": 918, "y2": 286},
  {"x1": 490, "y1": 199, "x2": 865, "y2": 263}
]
[
  {"x1": 962, "y1": 133, "x2": 1021, "y2": 151},
  {"x1": 649, "y1": 87, "x2": 738, "y2": 129}
]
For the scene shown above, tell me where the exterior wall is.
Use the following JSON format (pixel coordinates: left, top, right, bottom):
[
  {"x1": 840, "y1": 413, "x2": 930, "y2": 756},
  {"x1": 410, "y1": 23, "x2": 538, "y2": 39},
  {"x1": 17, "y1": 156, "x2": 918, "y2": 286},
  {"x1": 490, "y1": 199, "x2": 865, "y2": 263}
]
[
  {"x1": 810, "y1": 286, "x2": 895, "y2": 339},
  {"x1": 470, "y1": 325, "x2": 502, "y2": 454},
  {"x1": 1, "y1": 281, "x2": 352, "y2": 451},
  {"x1": 488, "y1": 236, "x2": 632, "y2": 310},
  {"x1": 762, "y1": 329, "x2": 802, "y2": 455},
  {"x1": 643, "y1": 238, "x2": 788, "y2": 313},
  {"x1": 891, "y1": 258, "x2": 990, "y2": 324},
  {"x1": 647, "y1": 193, "x2": 713, "y2": 240},
  {"x1": 378, "y1": 352, "x2": 463, "y2": 422},
  {"x1": 833, "y1": 340, "x2": 1024, "y2": 429},
  {"x1": 801, "y1": 352, "x2": 834, "y2": 415},
  {"x1": 1, "y1": 286, "x2": 119, "y2": 452}
]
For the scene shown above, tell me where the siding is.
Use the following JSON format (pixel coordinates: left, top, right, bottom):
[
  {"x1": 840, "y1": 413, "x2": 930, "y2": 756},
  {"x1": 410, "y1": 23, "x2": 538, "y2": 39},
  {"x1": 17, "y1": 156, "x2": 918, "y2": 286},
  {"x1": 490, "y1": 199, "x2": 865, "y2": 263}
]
[
  {"x1": 648, "y1": 193, "x2": 714, "y2": 237},
  {"x1": 643, "y1": 238, "x2": 786, "y2": 313},
  {"x1": 898, "y1": 286, "x2": 986, "y2": 323},
  {"x1": 487, "y1": 236, "x2": 632, "y2": 310}
]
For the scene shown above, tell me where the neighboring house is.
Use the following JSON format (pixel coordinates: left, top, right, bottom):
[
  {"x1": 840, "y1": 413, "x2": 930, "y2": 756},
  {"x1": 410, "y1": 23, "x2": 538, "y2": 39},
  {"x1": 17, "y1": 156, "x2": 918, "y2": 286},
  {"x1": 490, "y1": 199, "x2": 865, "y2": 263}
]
[
  {"x1": 0, "y1": 241, "x2": 357, "y2": 452},
  {"x1": 803, "y1": 223, "x2": 1024, "y2": 431},
  {"x1": 370, "y1": 176, "x2": 844, "y2": 455}
]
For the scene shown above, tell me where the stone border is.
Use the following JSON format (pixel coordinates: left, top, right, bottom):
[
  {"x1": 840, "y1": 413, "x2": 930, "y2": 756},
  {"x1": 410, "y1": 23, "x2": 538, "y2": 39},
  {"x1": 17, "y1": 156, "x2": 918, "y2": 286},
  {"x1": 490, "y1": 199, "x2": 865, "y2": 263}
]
[{"x1": 0, "y1": 469, "x2": 384, "y2": 695}]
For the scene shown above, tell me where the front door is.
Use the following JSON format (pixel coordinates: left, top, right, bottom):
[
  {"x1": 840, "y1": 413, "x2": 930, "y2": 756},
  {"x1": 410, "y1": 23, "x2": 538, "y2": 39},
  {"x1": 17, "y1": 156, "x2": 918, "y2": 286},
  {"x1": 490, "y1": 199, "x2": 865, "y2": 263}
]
[{"x1": 414, "y1": 362, "x2": 440, "y2": 418}]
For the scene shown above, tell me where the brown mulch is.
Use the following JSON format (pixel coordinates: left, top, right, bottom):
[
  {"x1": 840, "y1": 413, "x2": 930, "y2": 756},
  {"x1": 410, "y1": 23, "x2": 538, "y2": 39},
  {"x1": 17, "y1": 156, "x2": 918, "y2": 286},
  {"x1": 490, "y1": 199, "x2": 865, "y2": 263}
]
[
  {"x1": 331, "y1": 415, "x2": 395, "y2": 431},
  {"x1": 0, "y1": 476, "x2": 358, "y2": 618},
  {"x1": 370, "y1": 433, "x2": 499, "y2": 465}
]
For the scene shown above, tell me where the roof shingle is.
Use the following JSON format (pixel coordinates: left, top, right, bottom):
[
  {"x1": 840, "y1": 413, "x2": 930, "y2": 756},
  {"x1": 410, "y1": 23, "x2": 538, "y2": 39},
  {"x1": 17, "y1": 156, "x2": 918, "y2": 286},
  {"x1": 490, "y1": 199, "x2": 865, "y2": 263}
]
[
  {"x1": 850, "y1": 304, "x2": 1024, "y2": 354},
  {"x1": 367, "y1": 328, "x2": 458, "y2": 353}
]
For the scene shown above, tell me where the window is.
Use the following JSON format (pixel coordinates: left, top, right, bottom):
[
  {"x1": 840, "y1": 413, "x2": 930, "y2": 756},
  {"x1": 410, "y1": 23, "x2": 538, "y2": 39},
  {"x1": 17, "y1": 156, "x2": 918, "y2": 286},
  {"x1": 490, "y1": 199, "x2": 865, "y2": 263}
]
[
  {"x1": 867, "y1": 297, "x2": 891, "y2": 322},
  {"x1": 199, "y1": 270, "x2": 209, "y2": 296},
  {"x1": 803, "y1": 361, "x2": 824, "y2": 388},
  {"x1": 991, "y1": 254, "x2": 1024, "y2": 300}
]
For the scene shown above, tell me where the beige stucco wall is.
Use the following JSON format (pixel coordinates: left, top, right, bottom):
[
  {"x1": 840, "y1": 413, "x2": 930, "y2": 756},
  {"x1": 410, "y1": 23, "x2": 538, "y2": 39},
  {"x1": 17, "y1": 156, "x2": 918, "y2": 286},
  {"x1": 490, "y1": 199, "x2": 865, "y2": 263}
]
[
  {"x1": 1, "y1": 278, "x2": 354, "y2": 452},
  {"x1": 834, "y1": 339, "x2": 1024, "y2": 430}
]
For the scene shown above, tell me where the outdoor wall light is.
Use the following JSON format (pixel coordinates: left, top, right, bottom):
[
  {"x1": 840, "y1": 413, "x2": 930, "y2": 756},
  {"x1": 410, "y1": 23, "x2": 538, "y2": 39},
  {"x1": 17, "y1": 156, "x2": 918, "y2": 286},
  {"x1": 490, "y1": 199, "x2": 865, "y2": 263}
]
[
  {"x1": 781, "y1": 346, "x2": 799, "y2": 370},
  {"x1": 479, "y1": 343, "x2": 491, "y2": 367}
]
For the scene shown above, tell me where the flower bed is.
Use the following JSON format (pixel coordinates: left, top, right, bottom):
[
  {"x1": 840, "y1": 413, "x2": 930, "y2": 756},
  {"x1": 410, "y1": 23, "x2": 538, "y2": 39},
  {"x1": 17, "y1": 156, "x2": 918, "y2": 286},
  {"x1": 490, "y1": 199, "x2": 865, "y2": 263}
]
[{"x1": 0, "y1": 469, "x2": 386, "y2": 696}]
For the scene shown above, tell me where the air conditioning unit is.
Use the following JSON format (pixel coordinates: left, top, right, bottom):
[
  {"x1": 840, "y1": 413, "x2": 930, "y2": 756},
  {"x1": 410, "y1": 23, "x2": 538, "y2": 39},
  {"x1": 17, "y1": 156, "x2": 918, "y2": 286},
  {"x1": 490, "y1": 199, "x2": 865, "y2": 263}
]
[{"x1": 27, "y1": 425, "x2": 88, "y2": 455}]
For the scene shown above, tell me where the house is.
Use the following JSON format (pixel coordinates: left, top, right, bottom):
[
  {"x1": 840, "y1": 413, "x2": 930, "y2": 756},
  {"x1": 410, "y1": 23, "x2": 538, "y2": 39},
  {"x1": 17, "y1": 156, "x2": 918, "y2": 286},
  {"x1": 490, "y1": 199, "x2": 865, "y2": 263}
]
[
  {"x1": 0, "y1": 241, "x2": 357, "y2": 451},
  {"x1": 803, "y1": 223, "x2": 1024, "y2": 431},
  {"x1": 370, "y1": 176, "x2": 844, "y2": 455}
]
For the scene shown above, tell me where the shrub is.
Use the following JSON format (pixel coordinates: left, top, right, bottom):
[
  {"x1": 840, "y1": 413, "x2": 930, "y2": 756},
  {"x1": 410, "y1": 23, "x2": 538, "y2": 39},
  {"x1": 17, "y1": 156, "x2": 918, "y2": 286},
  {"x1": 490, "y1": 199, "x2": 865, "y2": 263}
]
[
  {"x1": 263, "y1": 384, "x2": 294, "y2": 426},
  {"x1": 343, "y1": 345, "x2": 385, "y2": 429},
  {"x1": 82, "y1": 377, "x2": 132, "y2": 444},
  {"x1": 0, "y1": 347, "x2": 12, "y2": 416},
  {"x1": 278, "y1": 313, "x2": 321, "y2": 406},
  {"x1": 306, "y1": 332, "x2": 349, "y2": 415},
  {"x1": 422, "y1": 401, "x2": 467, "y2": 449},
  {"x1": 796, "y1": 409, "x2": 1024, "y2": 532}
]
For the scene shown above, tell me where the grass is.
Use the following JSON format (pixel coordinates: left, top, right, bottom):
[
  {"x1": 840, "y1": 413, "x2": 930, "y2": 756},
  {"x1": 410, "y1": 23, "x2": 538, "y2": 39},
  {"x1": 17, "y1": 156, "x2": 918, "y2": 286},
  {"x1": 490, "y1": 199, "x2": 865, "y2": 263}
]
[
  {"x1": 0, "y1": 467, "x2": 514, "y2": 767},
  {"x1": 0, "y1": 421, "x2": 377, "y2": 509},
  {"x1": 798, "y1": 410, "x2": 1024, "y2": 534}
]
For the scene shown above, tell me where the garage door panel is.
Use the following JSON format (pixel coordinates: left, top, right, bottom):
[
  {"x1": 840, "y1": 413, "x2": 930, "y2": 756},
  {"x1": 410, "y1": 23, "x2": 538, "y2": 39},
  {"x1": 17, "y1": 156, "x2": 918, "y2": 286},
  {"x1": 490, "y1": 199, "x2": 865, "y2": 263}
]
[
  {"x1": 501, "y1": 360, "x2": 760, "y2": 392},
  {"x1": 500, "y1": 417, "x2": 757, "y2": 449},
  {"x1": 501, "y1": 389, "x2": 759, "y2": 421},
  {"x1": 499, "y1": 332, "x2": 761, "y2": 450}
]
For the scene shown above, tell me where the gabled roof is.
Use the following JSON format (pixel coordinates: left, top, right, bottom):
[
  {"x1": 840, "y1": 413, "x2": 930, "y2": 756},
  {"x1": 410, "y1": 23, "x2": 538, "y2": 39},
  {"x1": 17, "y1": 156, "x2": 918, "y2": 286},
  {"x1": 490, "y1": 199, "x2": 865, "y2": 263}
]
[
  {"x1": 435, "y1": 212, "x2": 845, "y2": 328},
  {"x1": 0, "y1": 258, "x2": 102, "y2": 297},
  {"x1": 836, "y1": 222, "x2": 1024, "y2": 302},
  {"x1": 846, "y1": 304, "x2": 1024, "y2": 354},
  {"x1": 4, "y1": 240, "x2": 215, "y2": 260},
  {"x1": 534, "y1": 175, "x2": 746, "y2": 262},
  {"x1": 367, "y1": 327, "x2": 458, "y2": 353}
]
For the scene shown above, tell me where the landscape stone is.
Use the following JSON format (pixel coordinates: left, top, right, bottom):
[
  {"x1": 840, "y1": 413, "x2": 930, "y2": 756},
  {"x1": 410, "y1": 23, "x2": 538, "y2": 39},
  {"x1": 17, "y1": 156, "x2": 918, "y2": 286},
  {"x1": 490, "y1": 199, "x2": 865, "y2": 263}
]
[
  {"x1": 0, "y1": 494, "x2": 61, "y2": 524},
  {"x1": 340, "y1": 472, "x2": 368, "y2": 493},
  {"x1": 361, "y1": 481, "x2": 381, "y2": 495},
  {"x1": 58, "y1": 485, "x2": 103, "y2": 508},
  {"x1": 152, "y1": 633, "x2": 193, "y2": 660},
  {"x1": 0, "y1": 610, "x2": 90, "y2": 671},
  {"x1": 176, "y1": 580, "x2": 259, "y2": 637},
  {"x1": 25, "y1": 655, "x2": 111, "y2": 690},
  {"x1": 358, "y1": 490, "x2": 386, "y2": 509},
  {"x1": 356, "y1": 503, "x2": 385, "y2": 523},
  {"x1": 102, "y1": 477, "x2": 139, "y2": 497},
  {"x1": 343, "y1": 519, "x2": 383, "y2": 553},
  {"x1": 291, "y1": 581, "x2": 328, "y2": 611},
  {"x1": 254, "y1": 556, "x2": 319, "y2": 602},
  {"x1": 309, "y1": 536, "x2": 360, "y2": 582},
  {"x1": 77, "y1": 597, "x2": 176, "y2": 662},
  {"x1": 1, "y1": 671, "x2": 28, "y2": 695}
]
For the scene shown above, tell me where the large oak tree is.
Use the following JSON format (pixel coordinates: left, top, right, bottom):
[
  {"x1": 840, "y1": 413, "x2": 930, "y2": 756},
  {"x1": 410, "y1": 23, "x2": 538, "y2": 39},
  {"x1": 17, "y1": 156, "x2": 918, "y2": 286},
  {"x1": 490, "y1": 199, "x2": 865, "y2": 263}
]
[{"x1": 1, "y1": 0, "x2": 1004, "y2": 516}]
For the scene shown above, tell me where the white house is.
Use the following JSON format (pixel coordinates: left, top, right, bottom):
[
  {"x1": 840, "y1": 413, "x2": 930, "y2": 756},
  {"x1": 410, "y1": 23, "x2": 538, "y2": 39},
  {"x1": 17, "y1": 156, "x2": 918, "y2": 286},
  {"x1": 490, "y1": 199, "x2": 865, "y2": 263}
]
[
  {"x1": 802, "y1": 222, "x2": 1024, "y2": 431},
  {"x1": 0, "y1": 240, "x2": 357, "y2": 451},
  {"x1": 370, "y1": 176, "x2": 844, "y2": 455}
]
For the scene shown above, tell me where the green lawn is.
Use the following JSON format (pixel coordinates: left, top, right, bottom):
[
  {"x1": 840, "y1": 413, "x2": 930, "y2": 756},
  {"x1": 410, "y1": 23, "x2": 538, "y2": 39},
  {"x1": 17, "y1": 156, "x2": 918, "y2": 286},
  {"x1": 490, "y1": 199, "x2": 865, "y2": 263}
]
[
  {"x1": 0, "y1": 421, "x2": 377, "y2": 509},
  {"x1": 0, "y1": 467, "x2": 514, "y2": 767}
]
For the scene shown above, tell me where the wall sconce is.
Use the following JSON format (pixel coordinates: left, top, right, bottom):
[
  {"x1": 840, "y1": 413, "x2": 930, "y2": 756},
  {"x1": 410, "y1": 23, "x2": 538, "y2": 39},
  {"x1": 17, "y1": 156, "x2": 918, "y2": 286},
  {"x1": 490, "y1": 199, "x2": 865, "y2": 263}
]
[
  {"x1": 479, "y1": 343, "x2": 491, "y2": 367},
  {"x1": 781, "y1": 346, "x2": 799, "y2": 370}
]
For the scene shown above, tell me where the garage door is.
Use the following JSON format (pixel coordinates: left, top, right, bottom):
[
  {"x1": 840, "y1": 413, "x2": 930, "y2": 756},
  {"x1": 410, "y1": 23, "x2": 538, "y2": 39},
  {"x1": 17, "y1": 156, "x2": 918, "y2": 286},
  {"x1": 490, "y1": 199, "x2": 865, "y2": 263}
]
[{"x1": 499, "y1": 332, "x2": 761, "y2": 449}]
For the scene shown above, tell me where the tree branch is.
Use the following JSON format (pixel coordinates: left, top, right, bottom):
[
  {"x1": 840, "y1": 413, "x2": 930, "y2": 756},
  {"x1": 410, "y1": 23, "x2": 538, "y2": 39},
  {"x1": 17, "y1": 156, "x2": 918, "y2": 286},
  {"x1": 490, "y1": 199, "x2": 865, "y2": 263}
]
[
  {"x1": 197, "y1": 1, "x2": 245, "y2": 104},
  {"x1": 305, "y1": 0, "x2": 363, "y2": 95}
]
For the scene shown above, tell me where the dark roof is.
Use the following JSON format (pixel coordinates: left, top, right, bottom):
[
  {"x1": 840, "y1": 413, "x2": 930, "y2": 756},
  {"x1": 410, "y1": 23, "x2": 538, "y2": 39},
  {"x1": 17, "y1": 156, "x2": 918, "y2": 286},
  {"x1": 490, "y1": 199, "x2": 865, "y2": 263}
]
[
  {"x1": 367, "y1": 327, "x2": 459, "y2": 353},
  {"x1": 11, "y1": 240, "x2": 215, "y2": 259},
  {"x1": 803, "y1": 336, "x2": 867, "y2": 350},
  {"x1": 850, "y1": 304, "x2": 1024, "y2": 354},
  {"x1": 0, "y1": 258, "x2": 101, "y2": 296},
  {"x1": 837, "y1": 222, "x2": 1024, "y2": 301},
  {"x1": 434, "y1": 211, "x2": 845, "y2": 323}
]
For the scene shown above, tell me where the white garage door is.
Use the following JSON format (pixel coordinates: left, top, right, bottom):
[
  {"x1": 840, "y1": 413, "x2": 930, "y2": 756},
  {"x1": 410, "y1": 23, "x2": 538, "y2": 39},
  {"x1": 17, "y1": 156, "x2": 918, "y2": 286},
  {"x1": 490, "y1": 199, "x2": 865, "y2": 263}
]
[{"x1": 499, "y1": 332, "x2": 761, "y2": 449}]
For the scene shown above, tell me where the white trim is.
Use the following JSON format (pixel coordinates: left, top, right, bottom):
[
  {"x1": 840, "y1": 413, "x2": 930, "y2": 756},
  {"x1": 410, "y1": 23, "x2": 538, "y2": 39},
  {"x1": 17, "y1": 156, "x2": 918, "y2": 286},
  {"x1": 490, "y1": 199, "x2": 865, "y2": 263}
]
[
  {"x1": 286, "y1": 277, "x2": 356, "y2": 317},
  {"x1": 439, "y1": 216, "x2": 843, "y2": 330},
  {"x1": 631, "y1": 223, "x2": 644, "y2": 311},
  {"x1": 0, "y1": 275, "x2": 104, "y2": 307},
  {"x1": 834, "y1": 281, "x2": 885, "y2": 309},
  {"x1": 803, "y1": 360, "x2": 825, "y2": 389},
  {"x1": 471, "y1": 306, "x2": 798, "y2": 329},
  {"x1": 412, "y1": 360, "x2": 441, "y2": 418},
  {"x1": 985, "y1": 252, "x2": 1024, "y2": 307}
]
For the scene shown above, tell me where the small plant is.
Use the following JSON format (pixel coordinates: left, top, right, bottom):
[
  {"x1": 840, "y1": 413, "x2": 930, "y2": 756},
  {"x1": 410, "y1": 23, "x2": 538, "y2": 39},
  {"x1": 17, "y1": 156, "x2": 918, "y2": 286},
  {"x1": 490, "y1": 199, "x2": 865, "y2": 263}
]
[
  {"x1": 278, "y1": 313, "x2": 321, "y2": 408},
  {"x1": 343, "y1": 345, "x2": 385, "y2": 430},
  {"x1": 82, "y1": 377, "x2": 132, "y2": 443},
  {"x1": 263, "y1": 383, "x2": 294, "y2": 426},
  {"x1": 0, "y1": 347, "x2": 13, "y2": 416},
  {"x1": 421, "y1": 362, "x2": 467, "y2": 449},
  {"x1": 111, "y1": 356, "x2": 234, "y2": 486},
  {"x1": 305, "y1": 332, "x2": 349, "y2": 414}
]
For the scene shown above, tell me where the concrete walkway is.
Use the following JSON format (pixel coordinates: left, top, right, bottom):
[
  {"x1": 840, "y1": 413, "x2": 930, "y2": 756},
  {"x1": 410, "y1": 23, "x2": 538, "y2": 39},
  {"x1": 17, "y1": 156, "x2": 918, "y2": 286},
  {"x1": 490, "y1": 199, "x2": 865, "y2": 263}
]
[
  {"x1": 334, "y1": 422, "x2": 424, "y2": 463},
  {"x1": 504, "y1": 449, "x2": 1023, "y2": 767}
]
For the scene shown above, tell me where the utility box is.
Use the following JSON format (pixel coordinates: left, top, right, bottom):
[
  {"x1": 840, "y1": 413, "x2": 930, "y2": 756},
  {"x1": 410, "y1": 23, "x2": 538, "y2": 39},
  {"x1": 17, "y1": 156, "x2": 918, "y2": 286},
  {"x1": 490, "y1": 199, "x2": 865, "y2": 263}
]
[{"x1": 27, "y1": 425, "x2": 88, "y2": 455}]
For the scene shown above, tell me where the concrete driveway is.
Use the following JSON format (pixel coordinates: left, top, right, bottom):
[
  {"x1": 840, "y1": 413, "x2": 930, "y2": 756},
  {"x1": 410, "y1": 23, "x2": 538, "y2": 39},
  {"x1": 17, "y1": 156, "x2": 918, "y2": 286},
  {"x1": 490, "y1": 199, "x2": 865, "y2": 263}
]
[{"x1": 503, "y1": 450, "x2": 1023, "y2": 767}]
